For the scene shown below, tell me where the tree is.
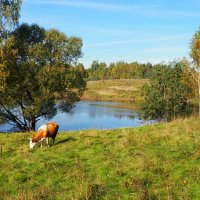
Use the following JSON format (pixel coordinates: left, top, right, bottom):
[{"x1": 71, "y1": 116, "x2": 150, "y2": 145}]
[
  {"x1": 75, "y1": 63, "x2": 87, "y2": 79},
  {"x1": 190, "y1": 27, "x2": 200, "y2": 115},
  {"x1": 0, "y1": 0, "x2": 22, "y2": 40},
  {"x1": 86, "y1": 60, "x2": 154, "y2": 80},
  {"x1": 0, "y1": 24, "x2": 86, "y2": 131},
  {"x1": 0, "y1": 0, "x2": 22, "y2": 99},
  {"x1": 140, "y1": 61, "x2": 194, "y2": 121},
  {"x1": 87, "y1": 61, "x2": 108, "y2": 80},
  {"x1": 181, "y1": 58, "x2": 198, "y2": 99},
  {"x1": 44, "y1": 29, "x2": 82, "y2": 66}
]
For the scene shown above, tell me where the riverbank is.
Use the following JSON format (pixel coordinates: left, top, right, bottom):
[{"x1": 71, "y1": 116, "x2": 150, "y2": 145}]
[
  {"x1": 81, "y1": 79, "x2": 148, "y2": 104},
  {"x1": 0, "y1": 116, "x2": 200, "y2": 199}
]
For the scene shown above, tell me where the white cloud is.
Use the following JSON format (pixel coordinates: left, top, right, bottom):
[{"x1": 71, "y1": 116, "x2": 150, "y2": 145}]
[
  {"x1": 24, "y1": 0, "x2": 138, "y2": 11},
  {"x1": 84, "y1": 34, "x2": 191, "y2": 47},
  {"x1": 24, "y1": 0, "x2": 200, "y2": 18},
  {"x1": 81, "y1": 27, "x2": 139, "y2": 36}
]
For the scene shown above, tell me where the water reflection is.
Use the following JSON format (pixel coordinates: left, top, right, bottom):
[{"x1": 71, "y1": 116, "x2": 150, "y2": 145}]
[
  {"x1": 37, "y1": 101, "x2": 142, "y2": 131},
  {"x1": 0, "y1": 101, "x2": 144, "y2": 132}
]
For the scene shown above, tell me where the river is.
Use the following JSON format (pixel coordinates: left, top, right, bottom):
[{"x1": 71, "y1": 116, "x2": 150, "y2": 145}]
[{"x1": 0, "y1": 101, "x2": 147, "y2": 132}]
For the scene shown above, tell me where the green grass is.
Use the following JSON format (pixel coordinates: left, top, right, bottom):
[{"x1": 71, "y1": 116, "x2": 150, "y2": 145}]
[
  {"x1": 82, "y1": 79, "x2": 148, "y2": 104},
  {"x1": 1, "y1": 117, "x2": 200, "y2": 199}
]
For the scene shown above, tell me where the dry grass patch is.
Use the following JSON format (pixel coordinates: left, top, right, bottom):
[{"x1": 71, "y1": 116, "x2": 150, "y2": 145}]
[{"x1": 82, "y1": 79, "x2": 149, "y2": 102}]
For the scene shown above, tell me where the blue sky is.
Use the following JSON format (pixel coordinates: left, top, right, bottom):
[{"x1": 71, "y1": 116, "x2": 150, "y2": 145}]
[{"x1": 20, "y1": 0, "x2": 200, "y2": 68}]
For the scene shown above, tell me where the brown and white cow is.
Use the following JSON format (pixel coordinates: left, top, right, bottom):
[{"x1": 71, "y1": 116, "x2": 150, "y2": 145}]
[{"x1": 29, "y1": 122, "x2": 59, "y2": 148}]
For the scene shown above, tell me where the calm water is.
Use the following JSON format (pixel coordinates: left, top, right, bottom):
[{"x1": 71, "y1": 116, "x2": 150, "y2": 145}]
[{"x1": 0, "y1": 101, "x2": 146, "y2": 132}]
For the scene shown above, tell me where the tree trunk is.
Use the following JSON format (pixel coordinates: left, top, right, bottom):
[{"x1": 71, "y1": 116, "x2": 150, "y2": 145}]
[{"x1": 31, "y1": 117, "x2": 36, "y2": 131}]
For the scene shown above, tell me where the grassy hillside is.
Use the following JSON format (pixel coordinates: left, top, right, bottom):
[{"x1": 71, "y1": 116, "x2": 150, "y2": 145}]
[
  {"x1": 0, "y1": 117, "x2": 200, "y2": 199},
  {"x1": 81, "y1": 79, "x2": 148, "y2": 103}
]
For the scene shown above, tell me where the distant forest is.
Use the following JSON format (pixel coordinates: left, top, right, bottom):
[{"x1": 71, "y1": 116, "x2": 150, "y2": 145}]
[
  {"x1": 77, "y1": 60, "x2": 196, "y2": 81},
  {"x1": 77, "y1": 61, "x2": 154, "y2": 80}
]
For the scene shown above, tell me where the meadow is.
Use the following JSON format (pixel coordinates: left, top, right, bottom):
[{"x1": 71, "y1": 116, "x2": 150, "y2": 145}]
[
  {"x1": 81, "y1": 79, "x2": 148, "y2": 104},
  {"x1": 0, "y1": 116, "x2": 200, "y2": 199}
]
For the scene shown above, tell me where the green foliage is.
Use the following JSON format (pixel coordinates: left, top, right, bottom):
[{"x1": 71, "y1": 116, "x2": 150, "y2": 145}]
[
  {"x1": 0, "y1": 117, "x2": 200, "y2": 199},
  {"x1": 87, "y1": 60, "x2": 107, "y2": 80},
  {"x1": 0, "y1": 23, "x2": 86, "y2": 131},
  {"x1": 87, "y1": 61, "x2": 153, "y2": 80},
  {"x1": 45, "y1": 29, "x2": 83, "y2": 66},
  {"x1": 75, "y1": 63, "x2": 88, "y2": 79},
  {"x1": 181, "y1": 58, "x2": 198, "y2": 98},
  {"x1": 190, "y1": 26, "x2": 200, "y2": 115},
  {"x1": 190, "y1": 27, "x2": 200, "y2": 67},
  {"x1": 140, "y1": 61, "x2": 194, "y2": 121},
  {"x1": 0, "y1": 0, "x2": 22, "y2": 40}
]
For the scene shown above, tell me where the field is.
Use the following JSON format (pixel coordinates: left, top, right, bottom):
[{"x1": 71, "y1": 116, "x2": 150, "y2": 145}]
[
  {"x1": 0, "y1": 117, "x2": 200, "y2": 199},
  {"x1": 81, "y1": 79, "x2": 148, "y2": 103}
]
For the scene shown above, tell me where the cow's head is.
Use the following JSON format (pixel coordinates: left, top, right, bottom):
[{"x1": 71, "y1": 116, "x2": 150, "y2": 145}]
[{"x1": 29, "y1": 138, "x2": 36, "y2": 149}]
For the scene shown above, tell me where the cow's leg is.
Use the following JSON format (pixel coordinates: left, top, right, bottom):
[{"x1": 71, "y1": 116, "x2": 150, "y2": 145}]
[
  {"x1": 40, "y1": 137, "x2": 45, "y2": 147},
  {"x1": 52, "y1": 136, "x2": 55, "y2": 145},
  {"x1": 46, "y1": 137, "x2": 49, "y2": 147}
]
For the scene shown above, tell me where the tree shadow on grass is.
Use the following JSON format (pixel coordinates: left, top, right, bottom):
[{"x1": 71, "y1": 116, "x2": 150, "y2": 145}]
[{"x1": 56, "y1": 137, "x2": 77, "y2": 145}]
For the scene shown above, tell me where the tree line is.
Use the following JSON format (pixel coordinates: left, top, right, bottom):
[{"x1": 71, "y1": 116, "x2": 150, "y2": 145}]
[
  {"x1": 85, "y1": 61, "x2": 153, "y2": 80},
  {"x1": 81, "y1": 60, "x2": 195, "y2": 81}
]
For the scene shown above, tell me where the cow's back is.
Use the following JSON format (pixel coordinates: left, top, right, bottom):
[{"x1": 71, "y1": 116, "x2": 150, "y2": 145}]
[
  {"x1": 32, "y1": 125, "x2": 48, "y2": 142},
  {"x1": 47, "y1": 122, "x2": 59, "y2": 137}
]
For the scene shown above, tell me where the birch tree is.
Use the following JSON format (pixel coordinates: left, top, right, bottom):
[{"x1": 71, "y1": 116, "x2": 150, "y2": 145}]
[
  {"x1": 190, "y1": 27, "x2": 200, "y2": 115},
  {"x1": 0, "y1": 0, "x2": 22, "y2": 40}
]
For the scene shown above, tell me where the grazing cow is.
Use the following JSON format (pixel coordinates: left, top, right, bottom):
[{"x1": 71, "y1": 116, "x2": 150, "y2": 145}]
[{"x1": 29, "y1": 122, "x2": 59, "y2": 148}]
